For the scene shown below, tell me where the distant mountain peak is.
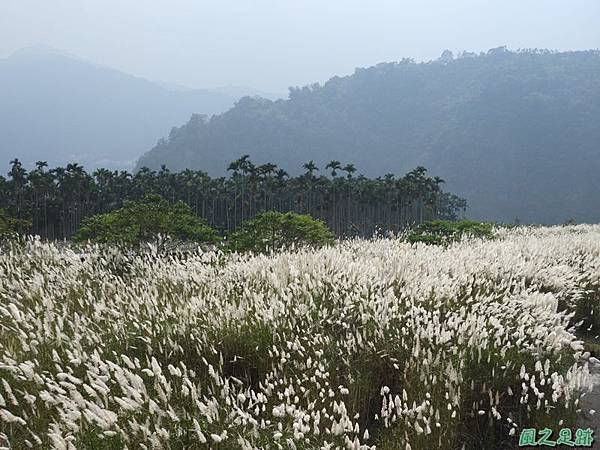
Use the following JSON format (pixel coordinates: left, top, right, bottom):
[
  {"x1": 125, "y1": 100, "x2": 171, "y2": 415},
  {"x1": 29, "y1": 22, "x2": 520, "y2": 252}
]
[
  {"x1": 10, "y1": 44, "x2": 78, "y2": 60},
  {"x1": 0, "y1": 48, "x2": 243, "y2": 172},
  {"x1": 211, "y1": 85, "x2": 286, "y2": 101}
]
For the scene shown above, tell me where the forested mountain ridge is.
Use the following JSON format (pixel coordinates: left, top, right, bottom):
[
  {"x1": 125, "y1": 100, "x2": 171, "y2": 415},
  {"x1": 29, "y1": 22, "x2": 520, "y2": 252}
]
[
  {"x1": 137, "y1": 48, "x2": 600, "y2": 224},
  {"x1": 0, "y1": 46, "x2": 254, "y2": 170}
]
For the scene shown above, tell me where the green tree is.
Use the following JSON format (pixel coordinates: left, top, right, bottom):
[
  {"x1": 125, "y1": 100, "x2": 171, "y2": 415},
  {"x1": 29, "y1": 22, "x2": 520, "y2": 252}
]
[
  {"x1": 0, "y1": 208, "x2": 30, "y2": 237},
  {"x1": 302, "y1": 160, "x2": 319, "y2": 177},
  {"x1": 226, "y1": 211, "x2": 334, "y2": 253},
  {"x1": 74, "y1": 194, "x2": 219, "y2": 247},
  {"x1": 325, "y1": 160, "x2": 342, "y2": 177}
]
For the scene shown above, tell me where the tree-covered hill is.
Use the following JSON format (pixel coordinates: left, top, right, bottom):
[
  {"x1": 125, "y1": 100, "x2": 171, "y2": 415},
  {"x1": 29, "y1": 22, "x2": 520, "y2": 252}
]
[{"x1": 137, "y1": 48, "x2": 600, "y2": 224}]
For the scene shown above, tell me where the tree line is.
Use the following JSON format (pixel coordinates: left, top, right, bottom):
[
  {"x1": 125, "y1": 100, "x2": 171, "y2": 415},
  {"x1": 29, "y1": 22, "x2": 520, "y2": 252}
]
[{"x1": 0, "y1": 156, "x2": 466, "y2": 240}]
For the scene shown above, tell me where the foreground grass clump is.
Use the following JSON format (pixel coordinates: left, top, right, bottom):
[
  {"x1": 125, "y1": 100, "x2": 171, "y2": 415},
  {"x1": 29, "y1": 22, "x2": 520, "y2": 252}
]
[
  {"x1": 1, "y1": 225, "x2": 599, "y2": 449},
  {"x1": 408, "y1": 220, "x2": 494, "y2": 245}
]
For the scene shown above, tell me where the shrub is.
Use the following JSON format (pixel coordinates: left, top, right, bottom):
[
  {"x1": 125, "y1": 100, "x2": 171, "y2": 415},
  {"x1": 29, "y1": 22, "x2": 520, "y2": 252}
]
[
  {"x1": 408, "y1": 220, "x2": 494, "y2": 245},
  {"x1": 74, "y1": 194, "x2": 219, "y2": 247},
  {"x1": 0, "y1": 209, "x2": 30, "y2": 238},
  {"x1": 226, "y1": 210, "x2": 334, "y2": 253}
]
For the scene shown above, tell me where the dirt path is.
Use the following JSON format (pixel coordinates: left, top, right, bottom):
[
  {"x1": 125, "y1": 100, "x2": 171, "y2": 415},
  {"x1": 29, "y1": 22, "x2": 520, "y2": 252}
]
[{"x1": 578, "y1": 357, "x2": 600, "y2": 448}]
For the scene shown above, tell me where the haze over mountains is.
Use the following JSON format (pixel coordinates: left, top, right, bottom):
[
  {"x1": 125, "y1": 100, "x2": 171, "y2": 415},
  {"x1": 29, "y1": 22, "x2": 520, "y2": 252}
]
[
  {"x1": 138, "y1": 49, "x2": 600, "y2": 224},
  {"x1": 0, "y1": 46, "x2": 282, "y2": 170},
  {"x1": 2, "y1": 45, "x2": 599, "y2": 224}
]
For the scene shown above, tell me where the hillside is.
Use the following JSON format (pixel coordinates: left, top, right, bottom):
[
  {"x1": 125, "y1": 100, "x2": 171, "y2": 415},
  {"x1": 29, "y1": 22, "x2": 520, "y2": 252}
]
[
  {"x1": 137, "y1": 48, "x2": 600, "y2": 224},
  {"x1": 0, "y1": 46, "x2": 252, "y2": 170}
]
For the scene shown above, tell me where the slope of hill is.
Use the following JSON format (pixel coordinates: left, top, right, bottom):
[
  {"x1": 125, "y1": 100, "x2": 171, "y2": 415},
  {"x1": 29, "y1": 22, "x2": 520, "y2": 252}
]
[
  {"x1": 137, "y1": 48, "x2": 600, "y2": 224},
  {"x1": 0, "y1": 46, "x2": 243, "y2": 170}
]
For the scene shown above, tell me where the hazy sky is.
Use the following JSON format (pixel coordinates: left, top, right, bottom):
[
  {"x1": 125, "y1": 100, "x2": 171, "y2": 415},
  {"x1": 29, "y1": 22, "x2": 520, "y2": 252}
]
[{"x1": 1, "y1": 0, "x2": 599, "y2": 92}]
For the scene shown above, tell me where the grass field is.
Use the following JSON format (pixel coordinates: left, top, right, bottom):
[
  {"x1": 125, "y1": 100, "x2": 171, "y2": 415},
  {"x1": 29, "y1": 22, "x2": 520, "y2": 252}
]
[{"x1": 1, "y1": 225, "x2": 599, "y2": 449}]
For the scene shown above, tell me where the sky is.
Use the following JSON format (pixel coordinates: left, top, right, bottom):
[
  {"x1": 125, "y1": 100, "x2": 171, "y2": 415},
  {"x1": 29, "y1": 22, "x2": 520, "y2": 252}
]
[{"x1": 1, "y1": 0, "x2": 599, "y2": 93}]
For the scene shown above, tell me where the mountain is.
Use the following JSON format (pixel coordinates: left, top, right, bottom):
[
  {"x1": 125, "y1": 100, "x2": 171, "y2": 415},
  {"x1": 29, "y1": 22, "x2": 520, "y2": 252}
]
[
  {"x1": 0, "y1": 46, "x2": 247, "y2": 170},
  {"x1": 209, "y1": 85, "x2": 285, "y2": 101},
  {"x1": 137, "y1": 48, "x2": 600, "y2": 224}
]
